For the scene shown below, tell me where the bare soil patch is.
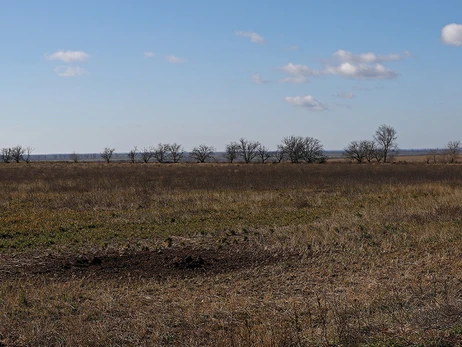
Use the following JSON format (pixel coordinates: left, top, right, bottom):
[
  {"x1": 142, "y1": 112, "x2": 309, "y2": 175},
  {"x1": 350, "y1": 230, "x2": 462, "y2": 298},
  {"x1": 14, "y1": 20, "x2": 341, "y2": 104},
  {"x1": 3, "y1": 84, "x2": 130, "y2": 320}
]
[{"x1": 0, "y1": 245, "x2": 292, "y2": 282}]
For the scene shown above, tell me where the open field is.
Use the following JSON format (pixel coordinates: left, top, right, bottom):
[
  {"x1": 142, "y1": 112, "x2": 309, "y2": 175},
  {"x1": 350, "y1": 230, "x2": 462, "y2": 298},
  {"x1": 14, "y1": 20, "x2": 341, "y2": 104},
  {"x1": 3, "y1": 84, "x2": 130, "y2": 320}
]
[{"x1": 1, "y1": 163, "x2": 462, "y2": 346}]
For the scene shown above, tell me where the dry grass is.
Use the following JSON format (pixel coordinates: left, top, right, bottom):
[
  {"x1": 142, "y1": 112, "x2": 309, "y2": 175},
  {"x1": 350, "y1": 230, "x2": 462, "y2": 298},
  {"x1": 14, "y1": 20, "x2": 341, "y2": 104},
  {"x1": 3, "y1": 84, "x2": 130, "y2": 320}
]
[{"x1": 1, "y1": 162, "x2": 462, "y2": 346}]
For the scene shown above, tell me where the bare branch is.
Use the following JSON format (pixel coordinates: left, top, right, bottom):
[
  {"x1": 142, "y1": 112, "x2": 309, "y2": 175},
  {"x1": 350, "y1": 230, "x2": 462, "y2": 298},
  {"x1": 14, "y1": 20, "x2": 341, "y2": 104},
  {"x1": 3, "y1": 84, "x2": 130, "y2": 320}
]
[
  {"x1": 190, "y1": 144, "x2": 216, "y2": 163},
  {"x1": 101, "y1": 147, "x2": 115, "y2": 163}
]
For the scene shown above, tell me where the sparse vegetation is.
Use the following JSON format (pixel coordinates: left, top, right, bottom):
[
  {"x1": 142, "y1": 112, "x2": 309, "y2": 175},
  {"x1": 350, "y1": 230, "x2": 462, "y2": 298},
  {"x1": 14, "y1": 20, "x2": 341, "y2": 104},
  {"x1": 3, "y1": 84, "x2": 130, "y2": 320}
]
[{"x1": 1, "y1": 163, "x2": 462, "y2": 346}]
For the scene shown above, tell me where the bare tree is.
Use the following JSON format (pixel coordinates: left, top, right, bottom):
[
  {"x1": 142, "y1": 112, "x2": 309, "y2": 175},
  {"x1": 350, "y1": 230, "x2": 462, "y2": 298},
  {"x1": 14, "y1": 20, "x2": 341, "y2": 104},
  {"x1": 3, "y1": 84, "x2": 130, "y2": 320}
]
[
  {"x1": 302, "y1": 137, "x2": 325, "y2": 163},
  {"x1": 168, "y1": 143, "x2": 184, "y2": 163},
  {"x1": 153, "y1": 143, "x2": 169, "y2": 163},
  {"x1": 24, "y1": 147, "x2": 34, "y2": 163},
  {"x1": 101, "y1": 147, "x2": 115, "y2": 163},
  {"x1": 343, "y1": 140, "x2": 366, "y2": 163},
  {"x1": 279, "y1": 136, "x2": 305, "y2": 163},
  {"x1": 256, "y1": 144, "x2": 272, "y2": 163},
  {"x1": 140, "y1": 146, "x2": 154, "y2": 163},
  {"x1": 445, "y1": 141, "x2": 460, "y2": 163},
  {"x1": 343, "y1": 140, "x2": 377, "y2": 163},
  {"x1": 1, "y1": 148, "x2": 12, "y2": 163},
  {"x1": 238, "y1": 138, "x2": 260, "y2": 163},
  {"x1": 425, "y1": 149, "x2": 441, "y2": 164},
  {"x1": 363, "y1": 140, "x2": 378, "y2": 163},
  {"x1": 374, "y1": 124, "x2": 398, "y2": 163},
  {"x1": 10, "y1": 146, "x2": 25, "y2": 163},
  {"x1": 273, "y1": 146, "x2": 285, "y2": 163},
  {"x1": 224, "y1": 142, "x2": 239, "y2": 163},
  {"x1": 190, "y1": 144, "x2": 215, "y2": 163},
  {"x1": 127, "y1": 146, "x2": 138, "y2": 163},
  {"x1": 71, "y1": 152, "x2": 80, "y2": 163}
]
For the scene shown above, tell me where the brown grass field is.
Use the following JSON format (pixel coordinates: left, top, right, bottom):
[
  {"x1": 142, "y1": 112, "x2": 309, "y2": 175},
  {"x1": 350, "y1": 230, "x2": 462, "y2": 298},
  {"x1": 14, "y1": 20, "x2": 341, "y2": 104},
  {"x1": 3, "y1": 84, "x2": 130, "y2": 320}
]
[{"x1": 1, "y1": 162, "x2": 462, "y2": 346}]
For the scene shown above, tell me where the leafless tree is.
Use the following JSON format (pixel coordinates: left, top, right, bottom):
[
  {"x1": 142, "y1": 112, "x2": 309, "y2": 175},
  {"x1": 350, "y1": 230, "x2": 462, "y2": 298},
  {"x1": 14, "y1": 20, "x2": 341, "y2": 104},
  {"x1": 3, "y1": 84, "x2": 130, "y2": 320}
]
[
  {"x1": 190, "y1": 144, "x2": 215, "y2": 163},
  {"x1": 70, "y1": 152, "x2": 80, "y2": 163},
  {"x1": 238, "y1": 138, "x2": 260, "y2": 163},
  {"x1": 24, "y1": 147, "x2": 34, "y2": 163},
  {"x1": 1, "y1": 148, "x2": 12, "y2": 163},
  {"x1": 153, "y1": 143, "x2": 169, "y2": 163},
  {"x1": 101, "y1": 147, "x2": 115, "y2": 163},
  {"x1": 127, "y1": 146, "x2": 138, "y2": 163},
  {"x1": 279, "y1": 136, "x2": 305, "y2": 163},
  {"x1": 343, "y1": 140, "x2": 376, "y2": 163},
  {"x1": 445, "y1": 141, "x2": 460, "y2": 163},
  {"x1": 273, "y1": 146, "x2": 285, "y2": 163},
  {"x1": 343, "y1": 140, "x2": 367, "y2": 163},
  {"x1": 256, "y1": 144, "x2": 272, "y2": 163},
  {"x1": 374, "y1": 124, "x2": 398, "y2": 163},
  {"x1": 224, "y1": 142, "x2": 239, "y2": 163},
  {"x1": 425, "y1": 149, "x2": 441, "y2": 164},
  {"x1": 11, "y1": 146, "x2": 25, "y2": 163},
  {"x1": 168, "y1": 143, "x2": 184, "y2": 163},
  {"x1": 302, "y1": 137, "x2": 325, "y2": 163},
  {"x1": 140, "y1": 146, "x2": 154, "y2": 163},
  {"x1": 363, "y1": 140, "x2": 378, "y2": 163}
]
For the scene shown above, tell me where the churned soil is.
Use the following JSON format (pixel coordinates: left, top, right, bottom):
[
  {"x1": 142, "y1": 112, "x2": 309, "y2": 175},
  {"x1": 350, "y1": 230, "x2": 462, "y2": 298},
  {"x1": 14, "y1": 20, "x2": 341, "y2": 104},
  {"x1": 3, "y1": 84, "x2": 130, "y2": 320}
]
[{"x1": 0, "y1": 246, "x2": 294, "y2": 282}]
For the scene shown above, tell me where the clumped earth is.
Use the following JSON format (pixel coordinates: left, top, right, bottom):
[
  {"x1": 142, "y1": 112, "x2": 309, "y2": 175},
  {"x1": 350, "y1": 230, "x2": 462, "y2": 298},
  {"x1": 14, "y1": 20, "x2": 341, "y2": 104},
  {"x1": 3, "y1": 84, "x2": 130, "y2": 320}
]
[
  {"x1": 0, "y1": 245, "x2": 290, "y2": 282},
  {"x1": 1, "y1": 162, "x2": 462, "y2": 346}
]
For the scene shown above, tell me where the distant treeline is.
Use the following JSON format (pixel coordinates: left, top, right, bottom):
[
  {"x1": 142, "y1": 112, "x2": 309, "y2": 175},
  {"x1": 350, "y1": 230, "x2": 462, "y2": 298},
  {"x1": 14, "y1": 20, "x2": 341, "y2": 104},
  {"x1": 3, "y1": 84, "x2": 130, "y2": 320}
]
[{"x1": 2, "y1": 124, "x2": 460, "y2": 164}]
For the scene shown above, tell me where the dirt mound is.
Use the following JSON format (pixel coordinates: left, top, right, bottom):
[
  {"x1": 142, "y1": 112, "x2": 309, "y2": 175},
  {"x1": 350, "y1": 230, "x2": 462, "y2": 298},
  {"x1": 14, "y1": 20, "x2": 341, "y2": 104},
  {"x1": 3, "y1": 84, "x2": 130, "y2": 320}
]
[{"x1": 0, "y1": 246, "x2": 291, "y2": 282}]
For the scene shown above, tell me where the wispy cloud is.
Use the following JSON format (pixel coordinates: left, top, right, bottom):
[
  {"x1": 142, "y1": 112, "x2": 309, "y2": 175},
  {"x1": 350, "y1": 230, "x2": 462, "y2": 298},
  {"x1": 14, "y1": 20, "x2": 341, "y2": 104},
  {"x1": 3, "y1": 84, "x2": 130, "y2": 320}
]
[
  {"x1": 332, "y1": 102, "x2": 353, "y2": 110},
  {"x1": 280, "y1": 49, "x2": 409, "y2": 81},
  {"x1": 235, "y1": 31, "x2": 265, "y2": 44},
  {"x1": 250, "y1": 73, "x2": 269, "y2": 84},
  {"x1": 331, "y1": 49, "x2": 405, "y2": 64},
  {"x1": 442, "y1": 23, "x2": 462, "y2": 46},
  {"x1": 334, "y1": 92, "x2": 355, "y2": 99},
  {"x1": 166, "y1": 55, "x2": 187, "y2": 63},
  {"x1": 280, "y1": 63, "x2": 322, "y2": 76},
  {"x1": 47, "y1": 50, "x2": 90, "y2": 62},
  {"x1": 280, "y1": 76, "x2": 308, "y2": 84},
  {"x1": 54, "y1": 66, "x2": 87, "y2": 77},
  {"x1": 144, "y1": 52, "x2": 156, "y2": 58},
  {"x1": 284, "y1": 95, "x2": 327, "y2": 111},
  {"x1": 287, "y1": 45, "x2": 300, "y2": 51}
]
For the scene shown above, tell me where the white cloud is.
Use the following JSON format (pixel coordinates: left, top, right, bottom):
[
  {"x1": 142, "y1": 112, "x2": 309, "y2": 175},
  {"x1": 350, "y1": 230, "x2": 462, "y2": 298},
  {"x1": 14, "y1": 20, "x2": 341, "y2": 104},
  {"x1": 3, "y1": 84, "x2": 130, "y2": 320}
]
[
  {"x1": 144, "y1": 52, "x2": 156, "y2": 58},
  {"x1": 326, "y1": 62, "x2": 398, "y2": 79},
  {"x1": 166, "y1": 55, "x2": 187, "y2": 63},
  {"x1": 280, "y1": 63, "x2": 322, "y2": 76},
  {"x1": 442, "y1": 23, "x2": 462, "y2": 46},
  {"x1": 287, "y1": 45, "x2": 300, "y2": 51},
  {"x1": 235, "y1": 31, "x2": 265, "y2": 44},
  {"x1": 280, "y1": 75, "x2": 308, "y2": 84},
  {"x1": 250, "y1": 73, "x2": 269, "y2": 84},
  {"x1": 280, "y1": 49, "x2": 408, "y2": 81},
  {"x1": 284, "y1": 95, "x2": 327, "y2": 111},
  {"x1": 332, "y1": 49, "x2": 404, "y2": 64},
  {"x1": 54, "y1": 66, "x2": 87, "y2": 77},
  {"x1": 47, "y1": 50, "x2": 90, "y2": 62},
  {"x1": 335, "y1": 92, "x2": 355, "y2": 99}
]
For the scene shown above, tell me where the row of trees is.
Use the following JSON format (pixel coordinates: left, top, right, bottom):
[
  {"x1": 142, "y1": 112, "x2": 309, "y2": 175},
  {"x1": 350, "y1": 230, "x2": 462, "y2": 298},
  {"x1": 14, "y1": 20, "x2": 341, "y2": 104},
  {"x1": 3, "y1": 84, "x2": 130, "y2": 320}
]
[
  {"x1": 99, "y1": 137, "x2": 326, "y2": 164},
  {"x1": 1, "y1": 146, "x2": 34, "y2": 163},
  {"x1": 343, "y1": 124, "x2": 461, "y2": 164},
  {"x1": 343, "y1": 124, "x2": 398, "y2": 163},
  {"x1": 425, "y1": 141, "x2": 461, "y2": 164}
]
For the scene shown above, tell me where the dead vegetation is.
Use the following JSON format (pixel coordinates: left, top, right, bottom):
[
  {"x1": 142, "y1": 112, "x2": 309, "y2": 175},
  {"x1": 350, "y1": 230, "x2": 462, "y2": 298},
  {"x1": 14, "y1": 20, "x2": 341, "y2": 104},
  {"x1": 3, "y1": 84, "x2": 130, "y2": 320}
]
[{"x1": 1, "y1": 162, "x2": 462, "y2": 346}]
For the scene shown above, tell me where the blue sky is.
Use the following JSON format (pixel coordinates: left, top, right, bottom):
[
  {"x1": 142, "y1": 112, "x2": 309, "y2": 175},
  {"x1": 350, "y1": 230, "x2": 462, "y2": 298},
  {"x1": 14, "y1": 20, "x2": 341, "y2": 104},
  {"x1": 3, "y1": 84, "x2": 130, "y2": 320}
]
[{"x1": 1, "y1": 0, "x2": 462, "y2": 153}]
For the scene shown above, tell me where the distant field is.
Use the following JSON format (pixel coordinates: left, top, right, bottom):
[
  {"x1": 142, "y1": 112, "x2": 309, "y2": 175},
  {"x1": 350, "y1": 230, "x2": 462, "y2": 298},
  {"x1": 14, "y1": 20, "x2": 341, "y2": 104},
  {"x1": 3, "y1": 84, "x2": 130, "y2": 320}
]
[{"x1": 1, "y1": 162, "x2": 462, "y2": 346}]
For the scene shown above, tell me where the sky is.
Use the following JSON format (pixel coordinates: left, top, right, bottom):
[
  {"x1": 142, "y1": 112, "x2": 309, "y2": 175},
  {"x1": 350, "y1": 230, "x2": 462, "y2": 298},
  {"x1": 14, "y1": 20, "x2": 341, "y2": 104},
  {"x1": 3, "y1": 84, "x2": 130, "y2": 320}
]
[{"x1": 1, "y1": 0, "x2": 462, "y2": 154}]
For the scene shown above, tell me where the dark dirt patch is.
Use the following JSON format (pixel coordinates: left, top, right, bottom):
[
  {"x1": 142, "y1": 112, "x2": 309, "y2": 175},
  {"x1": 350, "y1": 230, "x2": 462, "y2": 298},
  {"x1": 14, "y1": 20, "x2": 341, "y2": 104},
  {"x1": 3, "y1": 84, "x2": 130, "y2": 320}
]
[{"x1": 0, "y1": 246, "x2": 294, "y2": 282}]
